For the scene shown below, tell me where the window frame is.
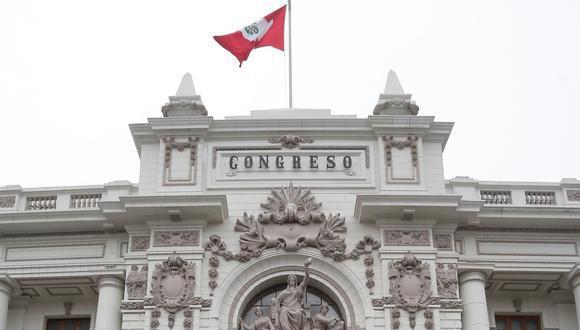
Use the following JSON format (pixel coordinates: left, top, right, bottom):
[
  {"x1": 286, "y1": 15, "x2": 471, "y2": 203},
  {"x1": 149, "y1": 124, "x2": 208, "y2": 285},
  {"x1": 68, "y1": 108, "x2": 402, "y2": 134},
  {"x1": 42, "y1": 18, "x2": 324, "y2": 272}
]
[{"x1": 495, "y1": 314, "x2": 542, "y2": 330}]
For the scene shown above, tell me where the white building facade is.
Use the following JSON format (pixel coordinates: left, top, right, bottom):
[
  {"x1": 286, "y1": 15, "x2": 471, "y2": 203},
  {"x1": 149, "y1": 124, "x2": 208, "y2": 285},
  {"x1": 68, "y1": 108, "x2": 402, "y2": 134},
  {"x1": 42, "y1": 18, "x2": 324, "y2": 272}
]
[{"x1": 1, "y1": 72, "x2": 580, "y2": 330}]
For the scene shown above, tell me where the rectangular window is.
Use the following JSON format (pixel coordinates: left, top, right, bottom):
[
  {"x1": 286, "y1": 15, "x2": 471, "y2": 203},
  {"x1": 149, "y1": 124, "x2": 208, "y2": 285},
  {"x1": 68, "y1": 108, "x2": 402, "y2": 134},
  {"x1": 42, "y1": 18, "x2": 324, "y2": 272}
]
[
  {"x1": 46, "y1": 318, "x2": 90, "y2": 330},
  {"x1": 495, "y1": 315, "x2": 540, "y2": 330}
]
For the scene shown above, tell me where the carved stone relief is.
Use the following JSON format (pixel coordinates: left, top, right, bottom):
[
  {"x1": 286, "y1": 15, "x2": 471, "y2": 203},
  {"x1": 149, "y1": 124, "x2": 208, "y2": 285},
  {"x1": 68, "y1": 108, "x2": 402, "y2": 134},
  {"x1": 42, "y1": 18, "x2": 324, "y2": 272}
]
[
  {"x1": 384, "y1": 230, "x2": 430, "y2": 246},
  {"x1": 434, "y1": 234, "x2": 453, "y2": 250},
  {"x1": 126, "y1": 265, "x2": 148, "y2": 300},
  {"x1": 154, "y1": 231, "x2": 199, "y2": 247},
  {"x1": 268, "y1": 135, "x2": 313, "y2": 149},
  {"x1": 120, "y1": 301, "x2": 145, "y2": 310},
  {"x1": 388, "y1": 253, "x2": 435, "y2": 330},
  {"x1": 383, "y1": 136, "x2": 419, "y2": 183},
  {"x1": 148, "y1": 256, "x2": 196, "y2": 329},
  {"x1": 374, "y1": 98, "x2": 419, "y2": 116},
  {"x1": 440, "y1": 300, "x2": 463, "y2": 309},
  {"x1": 131, "y1": 236, "x2": 150, "y2": 251},
  {"x1": 567, "y1": 190, "x2": 580, "y2": 201},
  {"x1": 436, "y1": 264, "x2": 458, "y2": 299},
  {"x1": 163, "y1": 137, "x2": 197, "y2": 168},
  {"x1": 0, "y1": 196, "x2": 15, "y2": 208}
]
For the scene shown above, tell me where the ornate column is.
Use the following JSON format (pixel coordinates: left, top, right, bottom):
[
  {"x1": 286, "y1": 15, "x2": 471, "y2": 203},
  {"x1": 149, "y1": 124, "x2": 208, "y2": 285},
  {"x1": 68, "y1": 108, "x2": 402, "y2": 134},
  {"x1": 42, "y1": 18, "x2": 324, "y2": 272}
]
[
  {"x1": 95, "y1": 275, "x2": 124, "y2": 330},
  {"x1": 459, "y1": 271, "x2": 489, "y2": 330},
  {"x1": 0, "y1": 281, "x2": 12, "y2": 330}
]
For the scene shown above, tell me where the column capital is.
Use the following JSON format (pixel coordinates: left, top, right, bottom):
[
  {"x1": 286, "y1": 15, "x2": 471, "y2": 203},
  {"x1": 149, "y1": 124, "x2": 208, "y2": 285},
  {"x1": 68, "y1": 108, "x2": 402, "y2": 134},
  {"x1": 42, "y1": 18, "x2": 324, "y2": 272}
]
[
  {"x1": 97, "y1": 275, "x2": 124, "y2": 289},
  {"x1": 565, "y1": 264, "x2": 580, "y2": 289},
  {"x1": 459, "y1": 270, "x2": 488, "y2": 285}
]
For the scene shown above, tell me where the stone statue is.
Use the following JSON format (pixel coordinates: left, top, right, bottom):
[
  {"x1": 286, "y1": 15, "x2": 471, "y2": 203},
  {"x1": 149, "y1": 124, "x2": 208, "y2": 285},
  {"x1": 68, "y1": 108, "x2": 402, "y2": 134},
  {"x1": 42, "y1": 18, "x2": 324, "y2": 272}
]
[
  {"x1": 312, "y1": 304, "x2": 344, "y2": 330},
  {"x1": 239, "y1": 307, "x2": 276, "y2": 330},
  {"x1": 271, "y1": 258, "x2": 312, "y2": 330},
  {"x1": 126, "y1": 265, "x2": 147, "y2": 299}
]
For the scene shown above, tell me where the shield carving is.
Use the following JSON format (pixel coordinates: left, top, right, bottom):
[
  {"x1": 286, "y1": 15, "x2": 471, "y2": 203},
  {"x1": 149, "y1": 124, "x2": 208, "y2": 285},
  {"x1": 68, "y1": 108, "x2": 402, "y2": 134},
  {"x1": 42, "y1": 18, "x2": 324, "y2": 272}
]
[
  {"x1": 151, "y1": 256, "x2": 196, "y2": 317},
  {"x1": 388, "y1": 253, "x2": 432, "y2": 313}
]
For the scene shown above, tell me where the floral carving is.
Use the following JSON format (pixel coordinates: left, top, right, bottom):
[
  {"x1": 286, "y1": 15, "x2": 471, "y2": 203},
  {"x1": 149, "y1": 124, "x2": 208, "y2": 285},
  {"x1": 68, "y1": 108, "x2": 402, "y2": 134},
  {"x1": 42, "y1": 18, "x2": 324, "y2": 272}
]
[
  {"x1": 383, "y1": 136, "x2": 418, "y2": 167},
  {"x1": 374, "y1": 98, "x2": 419, "y2": 115},
  {"x1": 126, "y1": 265, "x2": 148, "y2": 299},
  {"x1": 150, "y1": 256, "x2": 196, "y2": 330},
  {"x1": 163, "y1": 137, "x2": 197, "y2": 168},
  {"x1": 434, "y1": 234, "x2": 452, "y2": 250},
  {"x1": 436, "y1": 264, "x2": 458, "y2": 298},
  {"x1": 154, "y1": 231, "x2": 199, "y2": 247},
  {"x1": 568, "y1": 190, "x2": 580, "y2": 201},
  {"x1": 388, "y1": 253, "x2": 433, "y2": 329},
  {"x1": 120, "y1": 301, "x2": 144, "y2": 310},
  {"x1": 131, "y1": 236, "x2": 150, "y2": 251},
  {"x1": 268, "y1": 135, "x2": 313, "y2": 149},
  {"x1": 384, "y1": 230, "x2": 430, "y2": 246},
  {"x1": 441, "y1": 300, "x2": 463, "y2": 309},
  {"x1": 0, "y1": 196, "x2": 15, "y2": 208}
]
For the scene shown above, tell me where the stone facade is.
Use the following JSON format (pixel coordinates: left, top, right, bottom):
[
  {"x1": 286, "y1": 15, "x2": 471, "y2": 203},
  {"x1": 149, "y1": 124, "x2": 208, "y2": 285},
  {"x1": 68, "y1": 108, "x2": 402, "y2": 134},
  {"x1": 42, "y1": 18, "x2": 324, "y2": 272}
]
[{"x1": 1, "y1": 72, "x2": 580, "y2": 330}]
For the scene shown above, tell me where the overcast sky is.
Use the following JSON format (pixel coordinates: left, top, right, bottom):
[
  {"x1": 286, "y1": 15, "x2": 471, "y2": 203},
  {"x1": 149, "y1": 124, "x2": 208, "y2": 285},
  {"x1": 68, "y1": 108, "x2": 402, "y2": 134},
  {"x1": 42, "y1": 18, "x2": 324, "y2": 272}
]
[{"x1": 1, "y1": 0, "x2": 579, "y2": 188}]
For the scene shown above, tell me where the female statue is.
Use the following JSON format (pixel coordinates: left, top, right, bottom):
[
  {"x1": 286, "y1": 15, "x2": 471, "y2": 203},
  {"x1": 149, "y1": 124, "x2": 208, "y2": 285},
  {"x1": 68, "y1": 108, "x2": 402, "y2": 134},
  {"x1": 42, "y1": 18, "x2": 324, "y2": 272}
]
[
  {"x1": 239, "y1": 307, "x2": 275, "y2": 330},
  {"x1": 312, "y1": 304, "x2": 344, "y2": 330},
  {"x1": 271, "y1": 258, "x2": 312, "y2": 330}
]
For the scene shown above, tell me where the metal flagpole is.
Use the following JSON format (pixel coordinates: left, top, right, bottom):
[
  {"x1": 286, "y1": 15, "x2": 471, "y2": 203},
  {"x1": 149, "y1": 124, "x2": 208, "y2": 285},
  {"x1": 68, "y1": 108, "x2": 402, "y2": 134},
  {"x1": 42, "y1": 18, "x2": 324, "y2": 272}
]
[{"x1": 288, "y1": 0, "x2": 293, "y2": 108}]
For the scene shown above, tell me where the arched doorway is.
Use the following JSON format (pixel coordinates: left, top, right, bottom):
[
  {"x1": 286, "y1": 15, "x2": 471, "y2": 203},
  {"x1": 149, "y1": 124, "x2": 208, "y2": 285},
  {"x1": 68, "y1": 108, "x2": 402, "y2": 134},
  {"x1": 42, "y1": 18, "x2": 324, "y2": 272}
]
[{"x1": 241, "y1": 283, "x2": 343, "y2": 326}]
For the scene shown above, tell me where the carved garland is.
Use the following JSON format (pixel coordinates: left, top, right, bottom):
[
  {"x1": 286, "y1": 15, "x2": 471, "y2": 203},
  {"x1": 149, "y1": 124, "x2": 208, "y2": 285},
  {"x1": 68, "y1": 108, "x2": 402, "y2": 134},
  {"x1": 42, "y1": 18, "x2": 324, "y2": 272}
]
[
  {"x1": 383, "y1": 136, "x2": 418, "y2": 167},
  {"x1": 163, "y1": 137, "x2": 197, "y2": 168},
  {"x1": 203, "y1": 183, "x2": 381, "y2": 292},
  {"x1": 268, "y1": 135, "x2": 313, "y2": 149}
]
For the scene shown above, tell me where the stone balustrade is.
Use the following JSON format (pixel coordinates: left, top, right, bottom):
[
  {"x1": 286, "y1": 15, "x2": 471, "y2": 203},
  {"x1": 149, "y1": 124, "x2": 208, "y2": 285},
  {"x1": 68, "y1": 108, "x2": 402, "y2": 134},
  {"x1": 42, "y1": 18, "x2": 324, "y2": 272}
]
[
  {"x1": 0, "y1": 181, "x2": 136, "y2": 213},
  {"x1": 447, "y1": 177, "x2": 580, "y2": 207}
]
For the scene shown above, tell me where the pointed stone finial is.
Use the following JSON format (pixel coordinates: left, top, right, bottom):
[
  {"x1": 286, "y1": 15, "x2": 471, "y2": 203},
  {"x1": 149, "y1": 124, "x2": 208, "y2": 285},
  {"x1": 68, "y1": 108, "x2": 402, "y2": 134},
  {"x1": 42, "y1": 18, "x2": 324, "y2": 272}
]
[
  {"x1": 162, "y1": 73, "x2": 207, "y2": 117},
  {"x1": 373, "y1": 70, "x2": 419, "y2": 116}
]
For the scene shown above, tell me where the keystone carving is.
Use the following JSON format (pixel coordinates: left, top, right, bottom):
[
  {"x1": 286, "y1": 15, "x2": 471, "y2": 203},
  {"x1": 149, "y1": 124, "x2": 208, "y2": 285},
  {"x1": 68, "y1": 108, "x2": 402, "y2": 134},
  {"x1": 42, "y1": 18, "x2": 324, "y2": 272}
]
[
  {"x1": 259, "y1": 182, "x2": 323, "y2": 225},
  {"x1": 150, "y1": 256, "x2": 196, "y2": 329},
  {"x1": 436, "y1": 263, "x2": 458, "y2": 299},
  {"x1": 388, "y1": 253, "x2": 433, "y2": 330},
  {"x1": 154, "y1": 231, "x2": 199, "y2": 247},
  {"x1": 126, "y1": 265, "x2": 148, "y2": 299},
  {"x1": 268, "y1": 135, "x2": 313, "y2": 149},
  {"x1": 384, "y1": 230, "x2": 430, "y2": 246},
  {"x1": 0, "y1": 196, "x2": 15, "y2": 208}
]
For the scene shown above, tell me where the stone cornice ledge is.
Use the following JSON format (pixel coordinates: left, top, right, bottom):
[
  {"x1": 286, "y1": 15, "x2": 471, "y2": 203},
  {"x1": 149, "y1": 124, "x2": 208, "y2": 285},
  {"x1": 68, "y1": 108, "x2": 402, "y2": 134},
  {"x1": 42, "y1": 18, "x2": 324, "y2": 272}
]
[
  {"x1": 354, "y1": 194, "x2": 462, "y2": 222},
  {"x1": 118, "y1": 194, "x2": 228, "y2": 223},
  {"x1": 147, "y1": 116, "x2": 213, "y2": 137}
]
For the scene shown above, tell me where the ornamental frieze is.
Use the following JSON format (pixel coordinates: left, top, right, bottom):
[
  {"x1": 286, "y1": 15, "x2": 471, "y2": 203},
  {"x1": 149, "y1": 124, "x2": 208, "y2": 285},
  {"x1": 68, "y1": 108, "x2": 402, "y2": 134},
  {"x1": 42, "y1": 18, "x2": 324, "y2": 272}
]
[
  {"x1": 0, "y1": 196, "x2": 15, "y2": 208},
  {"x1": 384, "y1": 230, "x2": 430, "y2": 246},
  {"x1": 268, "y1": 135, "x2": 313, "y2": 149},
  {"x1": 568, "y1": 190, "x2": 580, "y2": 201},
  {"x1": 153, "y1": 231, "x2": 199, "y2": 247},
  {"x1": 436, "y1": 263, "x2": 458, "y2": 299},
  {"x1": 126, "y1": 265, "x2": 148, "y2": 300},
  {"x1": 130, "y1": 236, "x2": 150, "y2": 251}
]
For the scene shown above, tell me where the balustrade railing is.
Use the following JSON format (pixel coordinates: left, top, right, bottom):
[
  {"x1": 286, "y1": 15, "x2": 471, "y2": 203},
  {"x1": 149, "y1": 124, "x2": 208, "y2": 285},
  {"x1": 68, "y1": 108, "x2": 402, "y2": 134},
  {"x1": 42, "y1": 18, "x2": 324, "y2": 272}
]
[
  {"x1": 70, "y1": 194, "x2": 102, "y2": 208},
  {"x1": 25, "y1": 196, "x2": 57, "y2": 210},
  {"x1": 481, "y1": 191, "x2": 512, "y2": 205},
  {"x1": 525, "y1": 191, "x2": 556, "y2": 205}
]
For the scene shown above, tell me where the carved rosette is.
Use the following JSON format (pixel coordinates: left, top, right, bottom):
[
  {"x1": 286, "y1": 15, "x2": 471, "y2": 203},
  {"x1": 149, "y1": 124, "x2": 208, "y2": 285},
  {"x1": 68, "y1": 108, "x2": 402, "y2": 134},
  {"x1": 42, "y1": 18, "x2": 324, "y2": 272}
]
[
  {"x1": 268, "y1": 135, "x2": 313, "y2": 149},
  {"x1": 388, "y1": 253, "x2": 433, "y2": 330},
  {"x1": 149, "y1": 256, "x2": 196, "y2": 330},
  {"x1": 436, "y1": 263, "x2": 458, "y2": 299}
]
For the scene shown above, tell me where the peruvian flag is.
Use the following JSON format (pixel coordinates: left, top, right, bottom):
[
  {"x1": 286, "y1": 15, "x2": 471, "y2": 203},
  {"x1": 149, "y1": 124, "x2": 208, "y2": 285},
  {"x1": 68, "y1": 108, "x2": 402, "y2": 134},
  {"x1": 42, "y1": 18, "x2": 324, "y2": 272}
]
[{"x1": 213, "y1": 5, "x2": 286, "y2": 66}]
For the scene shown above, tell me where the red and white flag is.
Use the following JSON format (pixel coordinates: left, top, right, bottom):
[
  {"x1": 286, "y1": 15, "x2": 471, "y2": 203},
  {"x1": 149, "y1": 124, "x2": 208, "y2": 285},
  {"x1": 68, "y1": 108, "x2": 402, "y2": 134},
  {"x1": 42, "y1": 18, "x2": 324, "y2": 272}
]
[{"x1": 213, "y1": 5, "x2": 286, "y2": 66}]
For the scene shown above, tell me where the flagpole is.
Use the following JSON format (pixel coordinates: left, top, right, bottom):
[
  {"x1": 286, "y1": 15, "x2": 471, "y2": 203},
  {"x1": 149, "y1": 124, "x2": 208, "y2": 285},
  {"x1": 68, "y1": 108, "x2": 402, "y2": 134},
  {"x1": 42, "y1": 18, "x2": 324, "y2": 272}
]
[{"x1": 288, "y1": 0, "x2": 293, "y2": 109}]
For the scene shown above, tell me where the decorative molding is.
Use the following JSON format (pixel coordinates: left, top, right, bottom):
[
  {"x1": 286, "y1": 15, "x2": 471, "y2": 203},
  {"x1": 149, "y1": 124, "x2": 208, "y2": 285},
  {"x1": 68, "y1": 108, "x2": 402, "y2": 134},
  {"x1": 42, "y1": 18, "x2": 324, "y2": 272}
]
[
  {"x1": 371, "y1": 296, "x2": 394, "y2": 307},
  {"x1": 0, "y1": 196, "x2": 15, "y2": 208},
  {"x1": 434, "y1": 234, "x2": 453, "y2": 250},
  {"x1": 121, "y1": 301, "x2": 145, "y2": 310},
  {"x1": 436, "y1": 264, "x2": 458, "y2": 299},
  {"x1": 440, "y1": 300, "x2": 462, "y2": 309},
  {"x1": 131, "y1": 236, "x2": 150, "y2": 251},
  {"x1": 457, "y1": 225, "x2": 580, "y2": 233},
  {"x1": 374, "y1": 98, "x2": 419, "y2": 115},
  {"x1": 153, "y1": 231, "x2": 199, "y2": 247},
  {"x1": 183, "y1": 307, "x2": 193, "y2": 330},
  {"x1": 383, "y1": 230, "x2": 430, "y2": 246},
  {"x1": 162, "y1": 137, "x2": 197, "y2": 185},
  {"x1": 259, "y1": 182, "x2": 322, "y2": 225},
  {"x1": 357, "y1": 235, "x2": 381, "y2": 294},
  {"x1": 0, "y1": 230, "x2": 126, "y2": 239},
  {"x1": 126, "y1": 265, "x2": 148, "y2": 300},
  {"x1": 268, "y1": 135, "x2": 313, "y2": 149},
  {"x1": 567, "y1": 190, "x2": 580, "y2": 201},
  {"x1": 150, "y1": 256, "x2": 196, "y2": 329},
  {"x1": 388, "y1": 253, "x2": 433, "y2": 330},
  {"x1": 383, "y1": 136, "x2": 419, "y2": 183}
]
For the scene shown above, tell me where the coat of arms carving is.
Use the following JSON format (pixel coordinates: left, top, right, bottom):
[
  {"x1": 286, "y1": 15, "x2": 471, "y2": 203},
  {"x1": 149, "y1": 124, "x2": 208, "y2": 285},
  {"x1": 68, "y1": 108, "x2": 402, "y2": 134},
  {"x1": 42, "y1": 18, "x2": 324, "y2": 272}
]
[{"x1": 149, "y1": 256, "x2": 196, "y2": 329}]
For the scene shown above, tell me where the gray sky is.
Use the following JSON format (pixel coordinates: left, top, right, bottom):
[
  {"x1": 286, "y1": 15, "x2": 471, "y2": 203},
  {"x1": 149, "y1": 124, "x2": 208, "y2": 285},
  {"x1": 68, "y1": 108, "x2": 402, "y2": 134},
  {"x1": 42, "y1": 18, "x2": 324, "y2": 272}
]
[{"x1": 1, "y1": 0, "x2": 579, "y2": 188}]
